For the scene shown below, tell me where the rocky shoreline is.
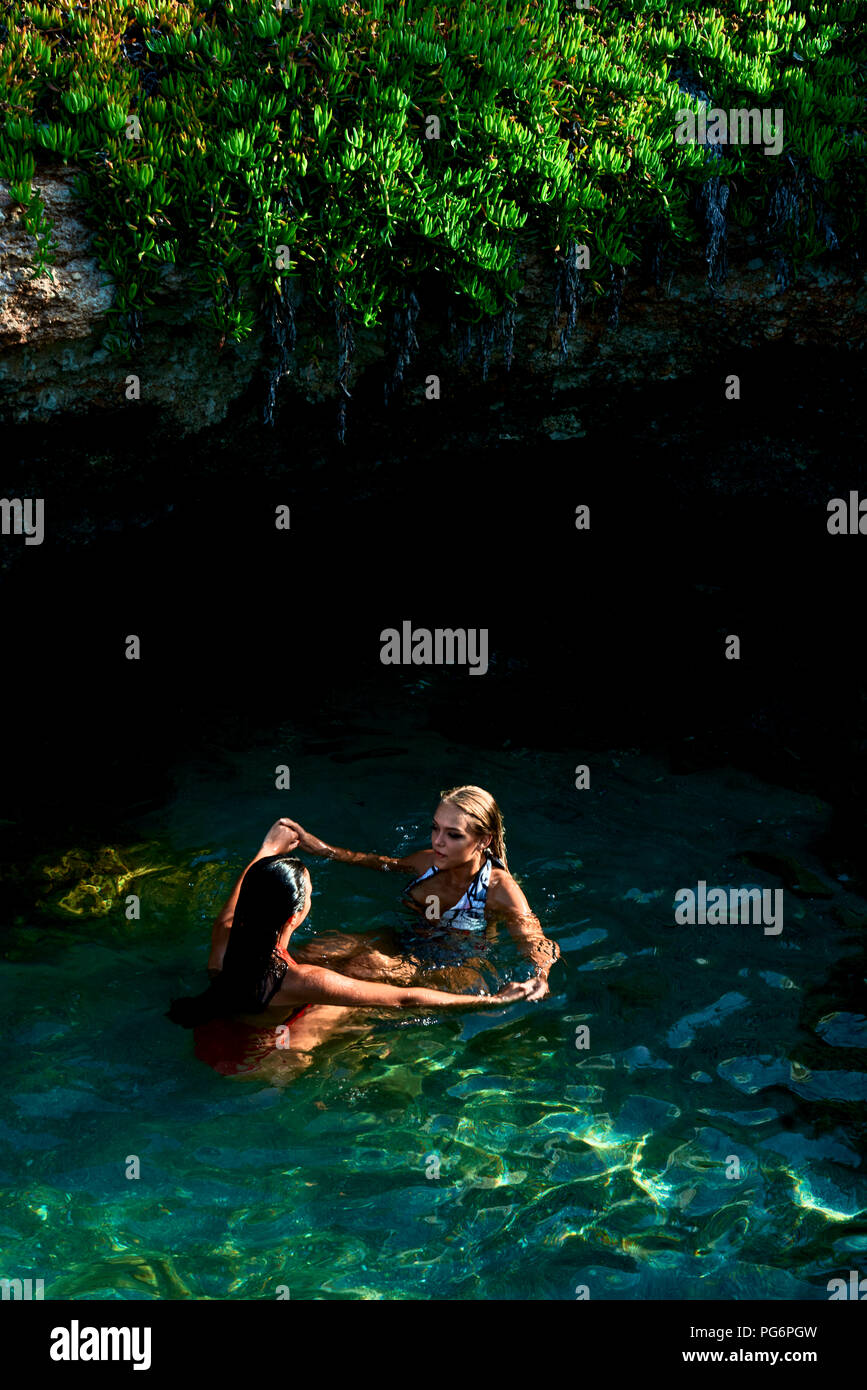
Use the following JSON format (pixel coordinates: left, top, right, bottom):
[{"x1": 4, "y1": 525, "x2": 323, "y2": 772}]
[{"x1": 2, "y1": 167, "x2": 865, "y2": 441}]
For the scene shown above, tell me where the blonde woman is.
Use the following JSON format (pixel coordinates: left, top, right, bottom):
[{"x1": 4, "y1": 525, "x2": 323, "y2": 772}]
[{"x1": 270, "y1": 786, "x2": 558, "y2": 1001}]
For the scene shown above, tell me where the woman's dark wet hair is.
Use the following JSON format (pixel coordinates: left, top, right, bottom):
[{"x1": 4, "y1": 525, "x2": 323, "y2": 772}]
[{"x1": 166, "y1": 855, "x2": 310, "y2": 1029}]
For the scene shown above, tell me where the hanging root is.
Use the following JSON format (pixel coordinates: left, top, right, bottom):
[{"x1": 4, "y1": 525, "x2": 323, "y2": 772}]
[
  {"x1": 384, "y1": 288, "x2": 420, "y2": 407},
  {"x1": 699, "y1": 152, "x2": 729, "y2": 291},
  {"x1": 607, "y1": 263, "x2": 625, "y2": 328},
  {"x1": 335, "y1": 293, "x2": 356, "y2": 445},
  {"x1": 455, "y1": 319, "x2": 474, "y2": 368},
  {"x1": 673, "y1": 66, "x2": 729, "y2": 291},
  {"x1": 643, "y1": 216, "x2": 667, "y2": 288},
  {"x1": 768, "y1": 155, "x2": 839, "y2": 289},
  {"x1": 478, "y1": 315, "x2": 496, "y2": 382},
  {"x1": 447, "y1": 298, "x2": 475, "y2": 372},
  {"x1": 126, "y1": 306, "x2": 143, "y2": 352},
  {"x1": 499, "y1": 303, "x2": 516, "y2": 372},
  {"x1": 448, "y1": 299, "x2": 509, "y2": 378},
  {"x1": 551, "y1": 237, "x2": 585, "y2": 361},
  {"x1": 263, "y1": 288, "x2": 297, "y2": 427},
  {"x1": 768, "y1": 155, "x2": 803, "y2": 288}
]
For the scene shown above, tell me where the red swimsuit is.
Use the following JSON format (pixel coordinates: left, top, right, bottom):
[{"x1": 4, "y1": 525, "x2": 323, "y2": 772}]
[
  {"x1": 194, "y1": 945, "x2": 311, "y2": 1075},
  {"x1": 193, "y1": 1006, "x2": 310, "y2": 1075}
]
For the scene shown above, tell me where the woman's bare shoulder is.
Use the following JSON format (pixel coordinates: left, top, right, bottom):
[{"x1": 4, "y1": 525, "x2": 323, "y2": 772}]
[
  {"x1": 487, "y1": 867, "x2": 528, "y2": 908},
  {"x1": 402, "y1": 847, "x2": 436, "y2": 873}
]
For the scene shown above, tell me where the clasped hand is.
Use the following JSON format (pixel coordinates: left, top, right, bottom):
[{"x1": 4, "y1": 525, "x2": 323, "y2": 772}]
[{"x1": 259, "y1": 817, "x2": 303, "y2": 856}]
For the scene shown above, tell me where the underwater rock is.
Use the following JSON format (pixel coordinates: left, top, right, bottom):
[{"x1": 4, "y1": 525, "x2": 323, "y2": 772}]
[
  {"x1": 718, "y1": 1054, "x2": 867, "y2": 1101},
  {"x1": 814, "y1": 1011, "x2": 867, "y2": 1048},
  {"x1": 622, "y1": 887, "x2": 664, "y2": 904},
  {"x1": 48, "y1": 1253, "x2": 196, "y2": 1300},
  {"x1": 38, "y1": 844, "x2": 173, "y2": 917},
  {"x1": 760, "y1": 1127, "x2": 861, "y2": 1168},
  {"x1": 666, "y1": 991, "x2": 750, "y2": 1048},
  {"x1": 615, "y1": 1094, "x2": 681, "y2": 1138},
  {"x1": 833, "y1": 906, "x2": 867, "y2": 931},
  {"x1": 740, "y1": 851, "x2": 834, "y2": 897}
]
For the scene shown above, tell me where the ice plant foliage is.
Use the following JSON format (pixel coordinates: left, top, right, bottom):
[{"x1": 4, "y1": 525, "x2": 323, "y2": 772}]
[{"x1": 0, "y1": 0, "x2": 864, "y2": 412}]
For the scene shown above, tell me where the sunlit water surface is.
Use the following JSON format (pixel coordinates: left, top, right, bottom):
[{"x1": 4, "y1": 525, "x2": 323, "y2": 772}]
[{"x1": 2, "y1": 726, "x2": 865, "y2": 1299}]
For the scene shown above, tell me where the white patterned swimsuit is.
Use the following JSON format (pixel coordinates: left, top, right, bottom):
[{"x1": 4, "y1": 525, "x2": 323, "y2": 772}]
[{"x1": 403, "y1": 851, "x2": 505, "y2": 933}]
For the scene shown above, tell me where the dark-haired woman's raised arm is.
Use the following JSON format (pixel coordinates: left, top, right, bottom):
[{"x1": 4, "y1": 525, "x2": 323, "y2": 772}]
[
  {"x1": 206, "y1": 819, "x2": 301, "y2": 977},
  {"x1": 266, "y1": 817, "x2": 429, "y2": 875}
]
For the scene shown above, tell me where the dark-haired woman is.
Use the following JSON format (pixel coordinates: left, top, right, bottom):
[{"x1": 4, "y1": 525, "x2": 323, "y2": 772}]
[{"x1": 171, "y1": 830, "x2": 536, "y2": 1076}]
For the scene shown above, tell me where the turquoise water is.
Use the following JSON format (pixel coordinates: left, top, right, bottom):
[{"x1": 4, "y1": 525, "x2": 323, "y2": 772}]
[{"x1": 2, "y1": 724, "x2": 866, "y2": 1300}]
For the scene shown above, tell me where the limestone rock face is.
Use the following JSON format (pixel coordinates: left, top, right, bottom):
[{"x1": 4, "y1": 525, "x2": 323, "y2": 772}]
[
  {"x1": 1, "y1": 166, "x2": 865, "y2": 438},
  {"x1": 0, "y1": 167, "x2": 113, "y2": 347},
  {"x1": 0, "y1": 168, "x2": 269, "y2": 435}
]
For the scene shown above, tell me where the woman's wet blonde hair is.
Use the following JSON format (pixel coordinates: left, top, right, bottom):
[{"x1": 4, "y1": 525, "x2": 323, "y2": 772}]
[{"x1": 439, "y1": 785, "x2": 507, "y2": 869}]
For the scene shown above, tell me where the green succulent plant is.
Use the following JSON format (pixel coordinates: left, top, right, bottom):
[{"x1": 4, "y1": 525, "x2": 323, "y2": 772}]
[{"x1": 0, "y1": 0, "x2": 863, "y2": 433}]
